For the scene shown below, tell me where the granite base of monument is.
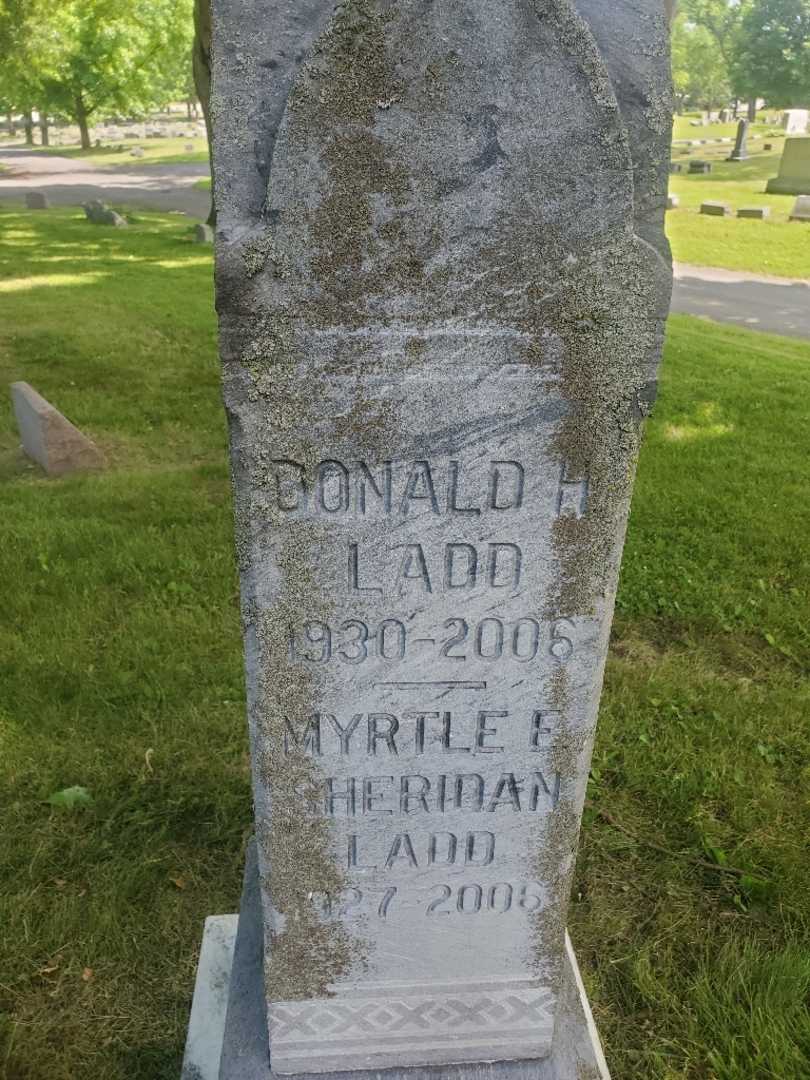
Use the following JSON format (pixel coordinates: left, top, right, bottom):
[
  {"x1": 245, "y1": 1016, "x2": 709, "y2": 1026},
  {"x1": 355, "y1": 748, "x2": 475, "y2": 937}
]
[{"x1": 182, "y1": 844, "x2": 609, "y2": 1080}]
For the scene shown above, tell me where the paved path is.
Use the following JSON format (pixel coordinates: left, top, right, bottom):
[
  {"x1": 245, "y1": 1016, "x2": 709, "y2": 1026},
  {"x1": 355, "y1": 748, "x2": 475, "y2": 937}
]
[
  {"x1": 671, "y1": 263, "x2": 810, "y2": 341},
  {"x1": 0, "y1": 145, "x2": 211, "y2": 219},
  {"x1": 2, "y1": 145, "x2": 810, "y2": 340}
]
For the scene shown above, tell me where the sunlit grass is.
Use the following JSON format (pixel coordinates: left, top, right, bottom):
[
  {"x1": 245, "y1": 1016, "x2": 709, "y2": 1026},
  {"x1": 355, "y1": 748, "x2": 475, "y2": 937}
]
[
  {"x1": 667, "y1": 145, "x2": 810, "y2": 277},
  {"x1": 0, "y1": 209, "x2": 809, "y2": 1079}
]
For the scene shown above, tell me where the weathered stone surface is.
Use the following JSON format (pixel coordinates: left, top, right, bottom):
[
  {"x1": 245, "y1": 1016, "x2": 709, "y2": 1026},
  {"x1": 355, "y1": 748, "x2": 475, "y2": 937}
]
[
  {"x1": 83, "y1": 200, "x2": 128, "y2": 227},
  {"x1": 689, "y1": 160, "x2": 712, "y2": 174},
  {"x1": 25, "y1": 191, "x2": 49, "y2": 209},
  {"x1": 213, "y1": 841, "x2": 609, "y2": 1080},
  {"x1": 766, "y1": 138, "x2": 810, "y2": 195},
  {"x1": 211, "y1": 1, "x2": 671, "y2": 1074},
  {"x1": 789, "y1": 195, "x2": 810, "y2": 221},
  {"x1": 727, "y1": 118, "x2": 749, "y2": 161},
  {"x1": 182, "y1": 916, "x2": 239, "y2": 1080},
  {"x1": 700, "y1": 201, "x2": 731, "y2": 216},
  {"x1": 10, "y1": 381, "x2": 105, "y2": 475},
  {"x1": 782, "y1": 109, "x2": 808, "y2": 135},
  {"x1": 195, "y1": 223, "x2": 214, "y2": 243},
  {"x1": 737, "y1": 206, "x2": 770, "y2": 219},
  {"x1": 572, "y1": 0, "x2": 673, "y2": 258}
]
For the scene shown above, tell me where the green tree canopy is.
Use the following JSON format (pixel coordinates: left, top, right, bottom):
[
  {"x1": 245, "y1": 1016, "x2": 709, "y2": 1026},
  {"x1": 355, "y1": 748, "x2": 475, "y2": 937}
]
[
  {"x1": 672, "y1": 11, "x2": 733, "y2": 109},
  {"x1": 733, "y1": 0, "x2": 810, "y2": 106},
  {"x1": 0, "y1": 0, "x2": 193, "y2": 147}
]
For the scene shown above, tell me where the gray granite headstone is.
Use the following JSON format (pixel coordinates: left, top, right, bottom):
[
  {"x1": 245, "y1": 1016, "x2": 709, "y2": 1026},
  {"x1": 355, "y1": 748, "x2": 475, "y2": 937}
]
[
  {"x1": 26, "y1": 191, "x2": 49, "y2": 209},
  {"x1": 689, "y1": 160, "x2": 712, "y2": 174},
  {"x1": 83, "y1": 200, "x2": 128, "y2": 227},
  {"x1": 10, "y1": 381, "x2": 105, "y2": 475},
  {"x1": 195, "y1": 223, "x2": 214, "y2": 243},
  {"x1": 209, "y1": 1, "x2": 672, "y2": 1075},
  {"x1": 727, "y1": 118, "x2": 749, "y2": 162},
  {"x1": 700, "y1": 201, "x2": 731, "y2": 216}
]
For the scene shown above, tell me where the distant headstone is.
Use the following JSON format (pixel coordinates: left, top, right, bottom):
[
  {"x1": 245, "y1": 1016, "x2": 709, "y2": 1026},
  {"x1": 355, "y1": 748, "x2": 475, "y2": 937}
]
[
  {"x1": 193, "y1": 223, "x2": 213, "y2": 243},
  {"x1": 727, "y1": 119, "x2": 749, "y2": 162},
  {"x1": 667, "y1": 194, "x2": 680, "y2": 209},
  {"x1": 789, "y1": 195, "x2": 810, "y2": 221},
  {"x1": 766, "y1": 138, "x2": 810, "y2": 195},
  {"x1": 782, "y1": 109, "x2": 809, "y2": 135},
  {"x1": 701, "y1": 201, "x2": 731, "y2": 216},
  {"x1": 689, "y1": 160, "x2": 712, "y2": 174},
  {"x1": 10, "y1": 382, "x2": 105, "y2": 475},
  {"x1": 130, "y1": 146, "x2": 145, "y2": 158},
  {"x1": 669, "y1": 162, "x2": 683, "y2": 173},
  {"x1": 719, "y1": 108, "x2": 730, "y2": 123},
  {"x1": 185, "y1": 143, "x2": 196, "y2": 153},
  {"x1": 25, "y1": 191, "x2": 49, "y2": 210},
  {"x1": 764, "y1": 142, "x2": 773, "y2": 151},
  {"x1": 201, "y1": 2, "x2": 673, "y2": 1079},
  {"x1": 83, "y1": 200, "x2": 127, "y2": 227},
  {"x1": 737, "y1": 206, "x2": 770, "y2": 219}
]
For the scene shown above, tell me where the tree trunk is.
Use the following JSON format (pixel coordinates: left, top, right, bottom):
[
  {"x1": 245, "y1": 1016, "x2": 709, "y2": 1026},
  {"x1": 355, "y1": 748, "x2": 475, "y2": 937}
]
[
  {"x1": 39, "y1": 112, "x2": 49, "y2": 146},
  {"x1": 7, "y1": 112, "x2": 16, "y2": 136},
  {"x1": 747, "y1": 98, "x2": 757, "y2": 122},
  {"x1": 193, "y1": 0, "x2": 215, "y2": 226},
  {"x1": 75, "y1": 95, "x2": 91, "y2": 150},
  {"x1": 23, "y1": 111, "x2": 34, "y2": 146}
]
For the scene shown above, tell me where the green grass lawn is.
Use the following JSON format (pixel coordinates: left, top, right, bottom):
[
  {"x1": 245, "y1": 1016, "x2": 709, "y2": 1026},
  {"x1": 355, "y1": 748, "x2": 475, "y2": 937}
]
[
  {"x1": 1, "y1": 208, "x2": 809, "y2": 1079},
  {"x1": 29, "y1": 136, "x2": 210, "y2": 168},
  {"x1": 672, "y1": 114, "x2": 776, "y2": 142},
  {"x1": 667, "y1": 144, "x2": 810, "y2": 277}
]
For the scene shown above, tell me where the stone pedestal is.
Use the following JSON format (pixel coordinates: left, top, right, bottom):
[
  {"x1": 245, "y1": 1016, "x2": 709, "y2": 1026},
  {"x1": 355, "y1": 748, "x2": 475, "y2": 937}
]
[
  {"x1": 183, "y1": 844, "x2": 609, "y2": 1080},
  {"x1": 766, "y1": 138, "x2": 810, "y2": 195}
]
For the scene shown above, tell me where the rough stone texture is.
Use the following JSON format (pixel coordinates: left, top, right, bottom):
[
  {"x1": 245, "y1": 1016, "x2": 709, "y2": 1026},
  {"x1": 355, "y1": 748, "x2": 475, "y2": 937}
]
[
  {"x1": 666, "y1": 194, "x2": 679, "y2": 210},
  {"x1": 25, "y1": 191, "x2": 49, "y2": 209},
  {"x1": 766, "y1": 138, "x2": 810, "y2": 195},
  {"x1": 689, "y1": 160, "x2": 711, "y2": 174},
  {"x1": 737, "y1": 206, "x2": 769, "y2": 219},
  {"x1": 789, "y1": 195, "x2": 810, "y2": 221},
  {"x1": 700, "y1": 201, "x2": 730, "y2": 216},
  {"x1": 83, "y1": 200, "x2": 128, "y2": 227},
  {"x1": 211, "y1": 1, "x2": 671, "y2": 1074},
  {"x1": 782, "y1": 109, "x2": 809, "y2": 135},
  {"x1": 183, "y1": 916, "x2": 240, "y2": 1080},
  {"x1": 10, "y1": 381, "x2": 105, "y2": 475},
  {"x1": 727, "y1": 118, "x2": 749, "y2": 161},
  {"x1": 195, "y1": 223, "x2": 215, "y2": 243},
  {"x1": 214, "y1": 842, "x2": 609, "y2": 1080}
]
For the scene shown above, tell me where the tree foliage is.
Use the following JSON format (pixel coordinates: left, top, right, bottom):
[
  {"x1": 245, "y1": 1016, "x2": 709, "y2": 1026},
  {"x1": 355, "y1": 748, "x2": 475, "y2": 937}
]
[
  {"x1": 0, "y1": 0, "x2": 193, "y2": 146},
  {"x1": 733, "y1": 0, "x2": 810, "y2": 106},
  {"x1": 672, "y1": 11, "x2": 733, "y2": 108}
]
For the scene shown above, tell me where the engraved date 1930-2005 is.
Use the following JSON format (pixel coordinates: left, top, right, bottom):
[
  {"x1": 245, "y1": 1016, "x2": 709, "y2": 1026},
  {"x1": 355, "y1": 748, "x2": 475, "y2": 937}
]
[
  {"x1": 311, "y1": 881, "x2": 545, "y2": 921},
  {"x1": 289, "y1": 616, "x2": 575, "y2": 666}
]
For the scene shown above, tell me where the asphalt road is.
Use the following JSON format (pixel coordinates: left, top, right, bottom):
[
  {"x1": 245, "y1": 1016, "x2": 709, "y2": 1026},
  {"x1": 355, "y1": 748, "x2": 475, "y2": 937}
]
[{"x1": 2, "y1": 145, "x2": 809, "y2": 340}]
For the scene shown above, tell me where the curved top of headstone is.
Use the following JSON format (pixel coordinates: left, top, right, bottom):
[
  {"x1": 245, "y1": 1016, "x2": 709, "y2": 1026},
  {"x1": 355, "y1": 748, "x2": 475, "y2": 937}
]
[
  {"x1": 574, "y1": 0, "x2": 673, "y2": 257},
  {"x1": 264, "y1": 0, "x2": 634, "y2": 333}
]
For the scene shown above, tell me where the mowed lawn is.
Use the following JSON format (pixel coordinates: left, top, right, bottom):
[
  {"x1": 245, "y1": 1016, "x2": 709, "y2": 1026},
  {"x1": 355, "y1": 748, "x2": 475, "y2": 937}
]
[
  {"x1": 0, "y1": 208, "x2": 809, "y2": 1080},
  {"x1": 667, "y1": 143, "x2": 810, "y2": 278}
]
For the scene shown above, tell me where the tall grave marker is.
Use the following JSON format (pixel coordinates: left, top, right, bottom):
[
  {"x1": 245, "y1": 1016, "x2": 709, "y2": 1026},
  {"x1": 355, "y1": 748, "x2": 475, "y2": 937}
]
[{"x1": 203, "y1": 1, "x2": 673, "y2": 1076}]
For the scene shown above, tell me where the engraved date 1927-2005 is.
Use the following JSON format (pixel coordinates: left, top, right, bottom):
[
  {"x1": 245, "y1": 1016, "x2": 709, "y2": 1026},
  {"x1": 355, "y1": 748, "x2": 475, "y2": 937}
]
[
  {"x1": 289, "y1": 616, "x2": 575, "y2": 666},
  {"x1": 310, "y1": 880, "x2": 545, "y2": 922}
]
